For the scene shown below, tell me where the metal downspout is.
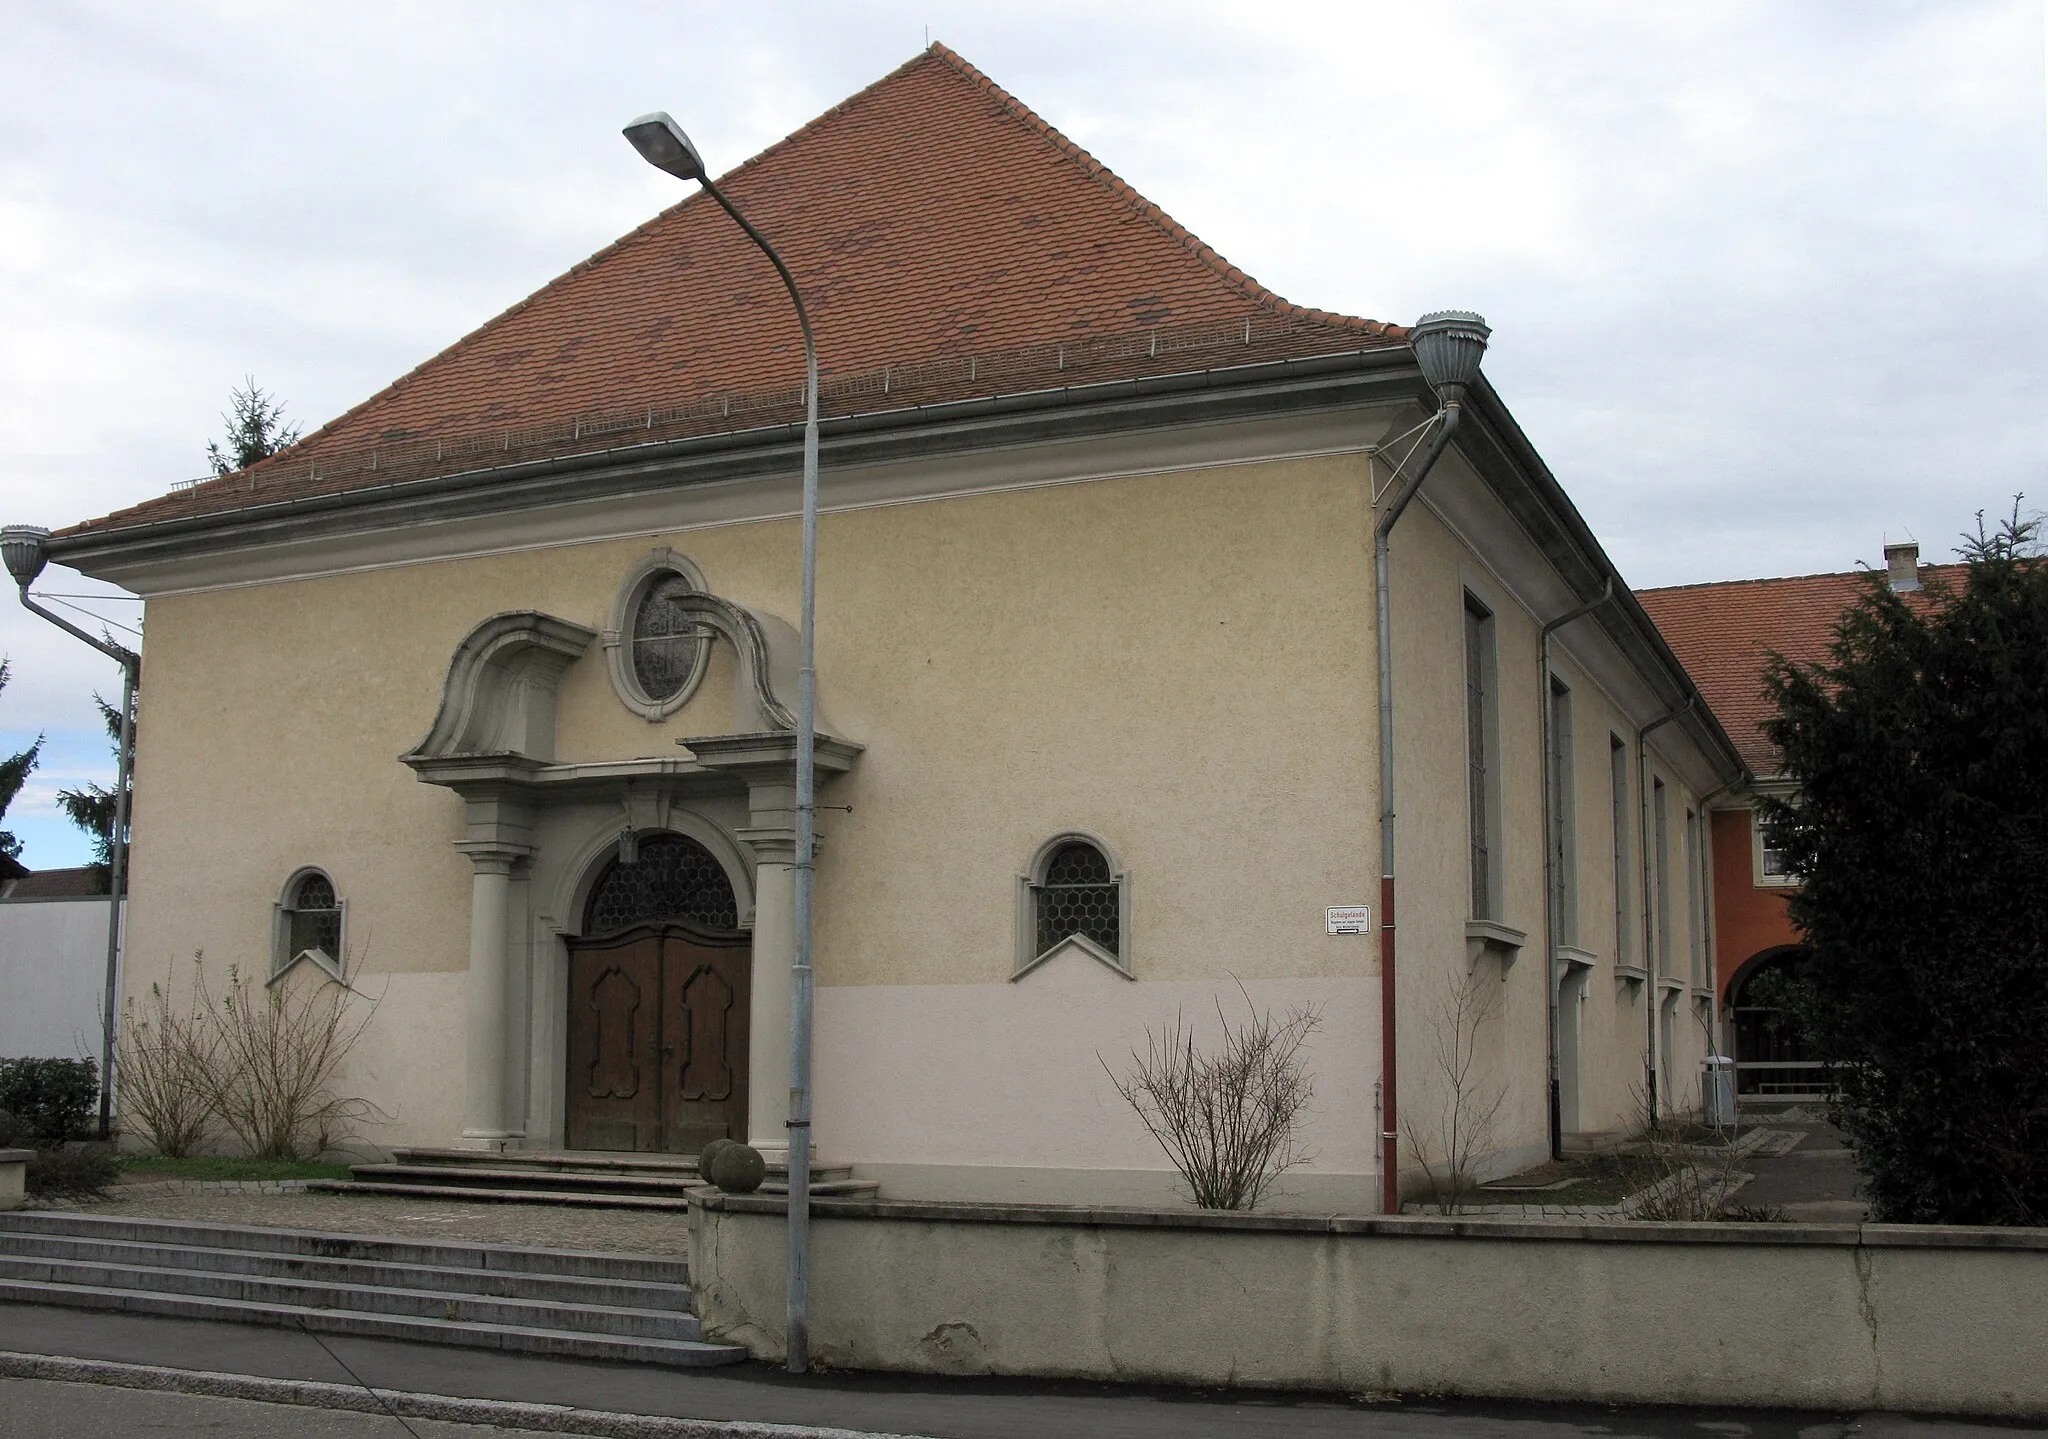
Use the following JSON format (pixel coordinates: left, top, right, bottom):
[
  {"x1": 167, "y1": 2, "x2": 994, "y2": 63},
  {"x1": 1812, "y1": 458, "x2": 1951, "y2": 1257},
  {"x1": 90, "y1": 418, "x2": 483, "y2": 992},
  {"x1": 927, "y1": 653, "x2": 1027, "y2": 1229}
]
[
  {"x1": 1636, "y1": 695, "x2": 1692, "y2": 1127},
  {"x1": 1374, "y1": 397, "x2": 1464, "y2": 1216},
  {"x1": 1538, "y1": 579, "x2": 1612, "y2": 1160}
]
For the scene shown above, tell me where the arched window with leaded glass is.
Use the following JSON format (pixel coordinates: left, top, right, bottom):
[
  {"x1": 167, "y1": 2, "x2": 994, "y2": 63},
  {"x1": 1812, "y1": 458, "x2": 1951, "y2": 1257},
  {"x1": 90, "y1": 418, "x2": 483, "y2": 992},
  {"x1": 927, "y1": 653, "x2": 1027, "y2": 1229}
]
[
  {"x1": 273, "y1": 868, "x2": 345, "y2": 981},
  {"x1": 604, "y1": 549, "x2": 710, "y2": 720},
  {"x1": 1015, "y1": 833, "x2": 1131, "y2": 980},
  {"x1": 584, "y1": 832, "x2": 741, "y2": 935}
]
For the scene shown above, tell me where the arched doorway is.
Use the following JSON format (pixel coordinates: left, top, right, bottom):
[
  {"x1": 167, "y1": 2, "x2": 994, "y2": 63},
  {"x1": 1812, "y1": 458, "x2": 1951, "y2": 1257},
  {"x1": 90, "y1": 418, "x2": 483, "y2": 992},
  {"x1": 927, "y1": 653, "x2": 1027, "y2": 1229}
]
[
  {"x1": 564, "y1": 833, "x2": 750, "y2": 1153},
  {"x1": 1728, "y1": 945, "x2": 1820, "y2": 1101}
]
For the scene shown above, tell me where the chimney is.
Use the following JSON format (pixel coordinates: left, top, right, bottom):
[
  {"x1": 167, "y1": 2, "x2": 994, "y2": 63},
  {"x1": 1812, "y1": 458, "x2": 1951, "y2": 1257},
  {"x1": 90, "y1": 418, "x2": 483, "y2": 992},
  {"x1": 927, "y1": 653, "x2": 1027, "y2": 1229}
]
[{"x1": 1884, "y1": 540, "x2": 1921, "y2": 593}]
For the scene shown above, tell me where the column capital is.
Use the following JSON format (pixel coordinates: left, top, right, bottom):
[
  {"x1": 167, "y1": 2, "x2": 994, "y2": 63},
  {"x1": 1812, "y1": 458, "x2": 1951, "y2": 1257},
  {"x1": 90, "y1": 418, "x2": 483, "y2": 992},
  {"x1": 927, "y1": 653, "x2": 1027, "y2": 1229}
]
[{"x1": 453, "y1": 840, "x2": 534, "y2": 875}]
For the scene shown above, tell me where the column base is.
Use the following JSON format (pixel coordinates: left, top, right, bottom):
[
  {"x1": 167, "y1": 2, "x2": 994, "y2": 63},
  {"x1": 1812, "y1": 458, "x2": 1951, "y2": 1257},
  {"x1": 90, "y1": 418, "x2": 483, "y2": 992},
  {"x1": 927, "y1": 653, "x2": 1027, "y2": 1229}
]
[{"x1": 455, "y1": 1130, "x2": 523, "y2": 1152}]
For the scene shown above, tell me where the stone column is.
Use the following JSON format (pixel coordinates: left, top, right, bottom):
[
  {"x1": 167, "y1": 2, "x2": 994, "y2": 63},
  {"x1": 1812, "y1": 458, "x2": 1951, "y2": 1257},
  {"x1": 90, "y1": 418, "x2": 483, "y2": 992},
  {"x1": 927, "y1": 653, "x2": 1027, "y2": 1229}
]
[
  {"x1": 455, "y1": 840, "x2": 531, "y2": 1148},
  {"x1": 737, "y1": 778, "x2": 797, "y2": 1167}
]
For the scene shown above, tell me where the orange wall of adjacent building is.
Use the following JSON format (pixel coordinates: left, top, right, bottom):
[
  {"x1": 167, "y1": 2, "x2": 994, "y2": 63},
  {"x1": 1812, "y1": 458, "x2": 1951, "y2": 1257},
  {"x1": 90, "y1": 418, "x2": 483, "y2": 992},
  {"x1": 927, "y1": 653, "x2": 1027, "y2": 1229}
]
[{"x1": 1711, "y1": 808, "x2": 1801, "y2": 1000}]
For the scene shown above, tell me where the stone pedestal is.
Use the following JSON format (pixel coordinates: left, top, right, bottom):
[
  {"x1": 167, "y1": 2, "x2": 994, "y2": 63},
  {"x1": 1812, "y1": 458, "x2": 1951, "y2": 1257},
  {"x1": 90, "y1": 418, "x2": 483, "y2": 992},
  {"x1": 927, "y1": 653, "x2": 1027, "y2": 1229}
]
[{"x1": 0, "y1": 1148, "x2": 29, "y2": 1210}]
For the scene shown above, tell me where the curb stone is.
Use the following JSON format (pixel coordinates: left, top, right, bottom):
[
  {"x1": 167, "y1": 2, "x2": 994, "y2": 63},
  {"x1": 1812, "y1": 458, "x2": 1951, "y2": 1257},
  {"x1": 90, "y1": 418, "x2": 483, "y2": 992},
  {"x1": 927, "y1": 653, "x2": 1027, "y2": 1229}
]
[
  {"x1": 0, "y1": 1350, "x2": 936, "y2": 1439},
  {"x1": 33, "y1": 1178, "x2": 312, "y2": 1209}
]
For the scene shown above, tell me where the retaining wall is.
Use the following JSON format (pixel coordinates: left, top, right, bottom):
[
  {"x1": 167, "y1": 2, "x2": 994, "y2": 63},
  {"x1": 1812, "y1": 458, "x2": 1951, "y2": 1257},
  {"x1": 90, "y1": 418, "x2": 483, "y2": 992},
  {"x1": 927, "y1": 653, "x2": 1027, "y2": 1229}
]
[{"x1": 689, "y1": 1194, "x2": 2048, "y2": 1418}]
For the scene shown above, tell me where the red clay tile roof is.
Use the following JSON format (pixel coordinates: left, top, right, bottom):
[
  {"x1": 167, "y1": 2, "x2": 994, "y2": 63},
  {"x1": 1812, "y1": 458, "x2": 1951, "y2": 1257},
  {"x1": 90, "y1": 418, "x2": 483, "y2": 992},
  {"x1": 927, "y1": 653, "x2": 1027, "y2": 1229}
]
[
  {"x1": 1638, "y1": 564, "x2": 1965, "y2": 775},
  {"x1": 68, "y1": 44, "x2": 1401, "y2": 539}
]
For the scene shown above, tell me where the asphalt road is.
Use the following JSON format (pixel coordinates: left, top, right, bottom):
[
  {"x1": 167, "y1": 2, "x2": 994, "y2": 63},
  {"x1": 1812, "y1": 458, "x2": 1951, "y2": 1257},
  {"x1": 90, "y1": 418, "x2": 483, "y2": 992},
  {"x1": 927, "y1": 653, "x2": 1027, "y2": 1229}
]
[{"x1": 0, "y1": 1303, "x2": 2040, "y2": 1439}]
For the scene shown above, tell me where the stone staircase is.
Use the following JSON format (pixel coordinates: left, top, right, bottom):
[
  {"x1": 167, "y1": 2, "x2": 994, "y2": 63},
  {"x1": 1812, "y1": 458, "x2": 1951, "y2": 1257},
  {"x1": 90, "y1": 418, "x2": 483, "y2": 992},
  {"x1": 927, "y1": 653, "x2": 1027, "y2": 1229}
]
[
  {"x1": 0, "y1": 1211, "x2": 744, "y2": 1367},
  {"x1": 309, "y1": 1148, "x2": 878, "y2": 1209}
]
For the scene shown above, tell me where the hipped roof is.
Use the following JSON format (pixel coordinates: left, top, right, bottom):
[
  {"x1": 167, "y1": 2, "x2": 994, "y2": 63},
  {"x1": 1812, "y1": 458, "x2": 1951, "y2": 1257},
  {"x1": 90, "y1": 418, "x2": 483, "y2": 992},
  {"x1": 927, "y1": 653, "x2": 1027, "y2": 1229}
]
[
  {"x1": 68, "y1": 44, "x2": 1398, "y2": 539},
  {"x1": 1638, "y1": 565, "x2": 1965, "y2": 776}
]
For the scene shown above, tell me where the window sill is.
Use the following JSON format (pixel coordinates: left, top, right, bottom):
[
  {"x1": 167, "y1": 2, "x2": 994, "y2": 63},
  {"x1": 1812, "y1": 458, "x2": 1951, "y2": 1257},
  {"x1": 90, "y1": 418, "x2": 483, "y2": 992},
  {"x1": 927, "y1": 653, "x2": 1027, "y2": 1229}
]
[
  {"x1": 1552, "y1": 945, "x2": 1597, "y2": 982},
  {"x1": 1466, "y1": 920, "x2": 1527, "y2": 973},
  {"x1": 1613, "y1": 963, "x2": 1649, "y2": 988}
]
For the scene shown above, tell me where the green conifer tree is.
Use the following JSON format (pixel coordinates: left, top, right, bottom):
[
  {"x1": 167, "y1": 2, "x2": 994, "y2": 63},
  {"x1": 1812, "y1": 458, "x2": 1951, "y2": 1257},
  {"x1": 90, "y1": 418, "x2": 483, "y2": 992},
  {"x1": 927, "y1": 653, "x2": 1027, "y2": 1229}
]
[
  {"x1": 206, "y1": 377, "x2": 301, "y2": 476},
  {"x1": 55, "y1": 693, "x2": 129, "y2": 890},
  {"x1": 1760, "y1": 501, "x2": 2048, "y2": 1225},
  {"x1": 0, "y1": 659, "x2": 44, "y2": 860}
]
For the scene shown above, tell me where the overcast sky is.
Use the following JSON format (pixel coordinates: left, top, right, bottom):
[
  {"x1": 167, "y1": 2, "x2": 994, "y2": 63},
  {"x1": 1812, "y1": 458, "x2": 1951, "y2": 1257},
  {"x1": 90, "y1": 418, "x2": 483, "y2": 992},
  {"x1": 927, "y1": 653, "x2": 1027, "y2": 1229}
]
[{"x1": 1, "y1": 0, "x2": 2043, "y2": 867}]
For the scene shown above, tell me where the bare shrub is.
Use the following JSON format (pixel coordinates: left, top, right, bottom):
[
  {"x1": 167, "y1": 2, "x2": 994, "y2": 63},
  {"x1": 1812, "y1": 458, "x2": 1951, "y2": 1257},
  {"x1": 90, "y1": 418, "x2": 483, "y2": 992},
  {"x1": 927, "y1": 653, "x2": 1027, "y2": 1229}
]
[
  {"x1": 1628, "y1": 1009, "x2": 1784, "y2": 1222},
  {"x1": 116, "y1": 954, "x2": 219, "y2": 1157},
  {"x1": 1403, "y1": 968, "x2": 1508, "y2": 1213},
  {"x1": 1105, "y1": 983, "x2": 1321, "y2": 1210},
  {"x1": 198, "y1": 953, "x2": 384, "y2": 1160}
]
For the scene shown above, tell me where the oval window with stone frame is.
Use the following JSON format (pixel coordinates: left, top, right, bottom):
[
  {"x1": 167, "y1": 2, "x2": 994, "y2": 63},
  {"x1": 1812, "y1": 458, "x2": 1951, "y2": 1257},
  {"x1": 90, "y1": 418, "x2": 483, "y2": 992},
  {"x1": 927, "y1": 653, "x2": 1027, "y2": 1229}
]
[{"x1": 604, "y1": 550, "x2": 712, "y2": 721}]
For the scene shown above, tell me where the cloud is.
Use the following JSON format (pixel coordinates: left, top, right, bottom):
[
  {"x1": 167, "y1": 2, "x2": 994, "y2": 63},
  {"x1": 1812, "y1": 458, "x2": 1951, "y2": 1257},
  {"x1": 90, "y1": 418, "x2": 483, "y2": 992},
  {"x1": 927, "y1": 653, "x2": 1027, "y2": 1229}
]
[{"x1": 0, "y1": 0, "x2": 2041, "y2": 738}]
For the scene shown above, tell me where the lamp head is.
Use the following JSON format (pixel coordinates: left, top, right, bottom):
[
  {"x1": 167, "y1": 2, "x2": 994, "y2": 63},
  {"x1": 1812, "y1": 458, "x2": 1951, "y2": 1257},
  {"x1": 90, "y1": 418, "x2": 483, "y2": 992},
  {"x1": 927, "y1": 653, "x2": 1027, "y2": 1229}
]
[
  {"x1": 0, "y1": 525, "x2": 51, "y2": 590},
  {"x1": 1410, "y1": 311, "x2": 1491, "y2": 400},
  {"x1": 623, "y1": 112, "x2": 707, "y2": 183}
]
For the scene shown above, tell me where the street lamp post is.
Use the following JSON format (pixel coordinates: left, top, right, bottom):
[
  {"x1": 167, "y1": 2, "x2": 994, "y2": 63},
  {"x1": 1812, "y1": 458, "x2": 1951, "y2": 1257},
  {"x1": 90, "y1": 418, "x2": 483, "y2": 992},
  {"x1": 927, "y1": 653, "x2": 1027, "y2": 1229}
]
[
  {"x1": 623, "y1": 112, "x2": 822, "y2": 1375},
  {"x1": 1, "y1": 525, "x2": 140, "y2": 1142}
]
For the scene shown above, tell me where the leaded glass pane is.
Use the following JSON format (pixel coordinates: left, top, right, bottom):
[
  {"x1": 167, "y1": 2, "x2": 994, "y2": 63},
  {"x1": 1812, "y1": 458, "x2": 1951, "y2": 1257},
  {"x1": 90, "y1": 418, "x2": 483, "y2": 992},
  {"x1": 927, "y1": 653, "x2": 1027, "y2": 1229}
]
[
  {"x1": 1034, "y1": 841, "x2": 1118, "y2": 957},
  {"x1": 632, "y1": 573, "x2": 704, "y2": 702},
  {"x1": 290, "y1": 906, "x2": 342, "y2": 960},
  {"x1": 293, "y1": 873, "x2": 336, "y2": 910},
  {"x1": 586, "y1": 833, "x2": 739, "y2": 933}
]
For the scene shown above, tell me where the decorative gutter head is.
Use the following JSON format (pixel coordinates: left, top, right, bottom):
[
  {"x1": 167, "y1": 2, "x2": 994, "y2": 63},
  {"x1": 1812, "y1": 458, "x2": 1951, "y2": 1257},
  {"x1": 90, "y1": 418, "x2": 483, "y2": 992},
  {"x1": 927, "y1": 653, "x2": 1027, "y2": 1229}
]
[
  {"x1": 1410, "y1": 311, "x2": 1491, "y2": 404},
  {"x1": 0, "y1": 525, "x2": 51, "y2": 590}
]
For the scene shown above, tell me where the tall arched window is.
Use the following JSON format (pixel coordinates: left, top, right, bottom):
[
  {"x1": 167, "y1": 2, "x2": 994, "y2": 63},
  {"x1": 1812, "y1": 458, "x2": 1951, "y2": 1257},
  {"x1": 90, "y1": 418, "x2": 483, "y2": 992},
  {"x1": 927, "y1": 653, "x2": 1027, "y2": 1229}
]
[
  {"x1": 585, "y1": 832, "x2": 740, "y2": 934},
  {"x1": 1015, "y1": 834, "x2": 1130, "y2": 979},
  {"x1": 274, "y1": 868, "x2": 345, "y2": 980}
]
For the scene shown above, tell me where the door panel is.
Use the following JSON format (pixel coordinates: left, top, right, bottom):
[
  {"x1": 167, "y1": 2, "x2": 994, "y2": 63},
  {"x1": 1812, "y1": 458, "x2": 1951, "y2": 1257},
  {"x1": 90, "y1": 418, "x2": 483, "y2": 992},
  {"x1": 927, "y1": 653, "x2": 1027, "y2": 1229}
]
[
  {"x1": 660, "y1": 933, "x2": 750, "y2": 1154},
  {"x1": 565, "y1": 934, "x2": 663, "y2": 1151},
  {"x1": 566, "y1": 924, "x2": 749, "y2": 1154}
]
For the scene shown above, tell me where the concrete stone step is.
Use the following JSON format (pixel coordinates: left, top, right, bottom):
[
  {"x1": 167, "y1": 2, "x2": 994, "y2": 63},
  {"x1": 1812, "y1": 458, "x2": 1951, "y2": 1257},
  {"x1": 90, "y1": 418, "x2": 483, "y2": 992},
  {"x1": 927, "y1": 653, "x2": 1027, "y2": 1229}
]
[
  {"x1": 0, "y1": 1278, "x2": 744, "y2": 1367},
  {"x1": 311, "y1": 1177, "x2": 880, "y2": 1208},
  {"x1": 352, "y1": 1163, "x2": 707, "y2": 1195},
  {"x1": 394, "y1": 1147, "x2": 705, "y2": 1175},
  {"x1": 0, "y1": 1231, "x2": 693, "y2": 1309},
  {"x1": 310, "y1": 1180, "x2": 700, "y2": 1210},
  {"x1": 0, "y1": 1254, "x2": 700, "y2": 1339},
  {"x1": 0, "y1": 1212, "x2": 690, "y2": 1284}
]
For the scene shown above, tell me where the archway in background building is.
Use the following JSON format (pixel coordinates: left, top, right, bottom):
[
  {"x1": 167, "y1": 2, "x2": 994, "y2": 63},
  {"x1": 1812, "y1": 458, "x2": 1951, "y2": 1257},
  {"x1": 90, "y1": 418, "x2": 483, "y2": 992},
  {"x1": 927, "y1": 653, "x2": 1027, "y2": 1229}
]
[{"x1": 1727, "y1": 945, "x2": 1822, "y2": 1102}]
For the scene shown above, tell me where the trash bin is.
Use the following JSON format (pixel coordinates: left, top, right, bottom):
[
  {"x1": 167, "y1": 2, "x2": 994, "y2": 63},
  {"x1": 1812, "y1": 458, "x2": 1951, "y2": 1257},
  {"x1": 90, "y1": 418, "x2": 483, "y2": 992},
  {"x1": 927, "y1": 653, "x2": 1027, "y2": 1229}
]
[{"x1": 1702, "y1": 1056, "x2": 1736, "y2": 1127}]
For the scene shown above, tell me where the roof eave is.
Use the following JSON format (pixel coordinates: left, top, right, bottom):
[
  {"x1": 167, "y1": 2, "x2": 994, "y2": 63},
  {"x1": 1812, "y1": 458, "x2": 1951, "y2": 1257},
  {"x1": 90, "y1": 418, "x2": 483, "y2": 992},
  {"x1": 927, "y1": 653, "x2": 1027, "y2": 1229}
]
[
  {"x1": 1456, "y1": 376, "x2": 1751, "y2": 788},
  {"x1": 48, "y1": 343, "x2": 1417, "y2": 575}
]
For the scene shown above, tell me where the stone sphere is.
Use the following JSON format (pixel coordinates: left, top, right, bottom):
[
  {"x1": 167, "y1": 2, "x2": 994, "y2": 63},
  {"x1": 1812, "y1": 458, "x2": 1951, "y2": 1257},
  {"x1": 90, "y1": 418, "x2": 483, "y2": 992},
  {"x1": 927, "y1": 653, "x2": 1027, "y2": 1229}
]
[
  {"x1": 696, "y1": 1138, "x2": 734, "y2": 1182},
  {"x1": 706, "y1": 1141, "x2": 767, "y2": 1195}
]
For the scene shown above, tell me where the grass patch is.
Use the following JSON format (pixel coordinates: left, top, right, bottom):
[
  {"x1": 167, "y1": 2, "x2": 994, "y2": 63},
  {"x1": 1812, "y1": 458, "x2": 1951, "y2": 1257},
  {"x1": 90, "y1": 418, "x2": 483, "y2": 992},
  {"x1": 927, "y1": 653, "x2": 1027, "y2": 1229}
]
[{"x1": 115, "y1": 1154, "x2": 354, "y2": 1182}]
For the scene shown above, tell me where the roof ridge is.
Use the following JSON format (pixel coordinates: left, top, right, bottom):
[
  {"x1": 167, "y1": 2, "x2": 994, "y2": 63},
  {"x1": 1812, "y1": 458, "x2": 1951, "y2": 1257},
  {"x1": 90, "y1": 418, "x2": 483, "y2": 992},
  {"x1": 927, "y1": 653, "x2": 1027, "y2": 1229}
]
[
  {"x1": 1640, "y1": 559, "x2": 1968, "y2": 597},
  {"x1": 235, "y1": 54, "x2": 952, "y2": 482},
  {"x1": 217, "y1": 44, "x2": 1399, "y2": 488},
  {"x1": 925, "y1": 43, "x2": 1394, "y2": 337}
]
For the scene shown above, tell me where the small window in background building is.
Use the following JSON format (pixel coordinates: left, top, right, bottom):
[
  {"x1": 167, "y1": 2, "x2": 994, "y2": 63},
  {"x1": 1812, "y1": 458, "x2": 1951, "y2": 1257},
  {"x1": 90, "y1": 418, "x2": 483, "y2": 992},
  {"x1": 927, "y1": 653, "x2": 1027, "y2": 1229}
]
[{"x1": 1756, "y1": 811, "x2": 1798, "y2": 886}]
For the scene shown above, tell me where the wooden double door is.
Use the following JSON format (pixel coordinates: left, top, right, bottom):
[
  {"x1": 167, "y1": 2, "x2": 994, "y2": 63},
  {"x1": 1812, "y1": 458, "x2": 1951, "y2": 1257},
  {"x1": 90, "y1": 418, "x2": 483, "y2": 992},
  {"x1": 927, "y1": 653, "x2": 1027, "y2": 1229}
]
[{"x1": 565, "y1": 923, "x2": 750, "y2": 1153}]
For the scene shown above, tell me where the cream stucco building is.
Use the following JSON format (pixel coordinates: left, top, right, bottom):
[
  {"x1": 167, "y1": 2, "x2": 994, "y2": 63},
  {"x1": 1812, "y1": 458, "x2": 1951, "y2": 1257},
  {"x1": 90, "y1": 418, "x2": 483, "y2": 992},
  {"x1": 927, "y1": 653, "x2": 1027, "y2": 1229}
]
[{"x1": 39, "y1": 46, "x2": 1742, "y2": 1210}]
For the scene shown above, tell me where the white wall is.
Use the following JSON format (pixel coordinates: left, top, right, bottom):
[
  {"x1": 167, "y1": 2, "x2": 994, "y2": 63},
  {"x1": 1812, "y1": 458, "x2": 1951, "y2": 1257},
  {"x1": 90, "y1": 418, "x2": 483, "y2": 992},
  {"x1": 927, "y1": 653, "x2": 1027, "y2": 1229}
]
[{"x1": 0, "y1": 898, "x2": 116, "y2": 1062}]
